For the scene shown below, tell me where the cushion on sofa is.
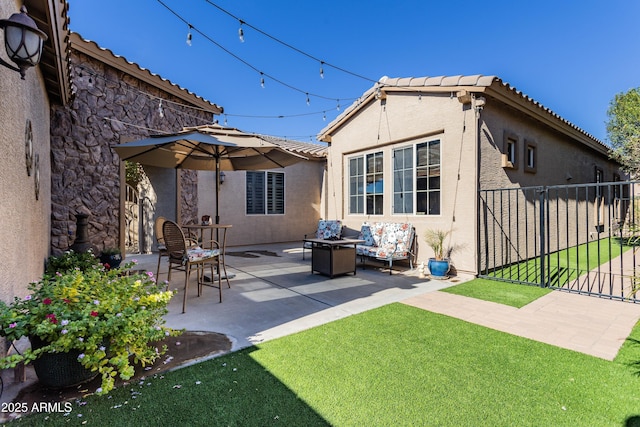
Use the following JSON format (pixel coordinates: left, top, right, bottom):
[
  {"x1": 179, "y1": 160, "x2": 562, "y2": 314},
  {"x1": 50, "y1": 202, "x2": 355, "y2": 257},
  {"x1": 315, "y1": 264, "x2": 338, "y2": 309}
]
[{"x1": 357, "y1": 222, "x2": 414, "y2": 259}]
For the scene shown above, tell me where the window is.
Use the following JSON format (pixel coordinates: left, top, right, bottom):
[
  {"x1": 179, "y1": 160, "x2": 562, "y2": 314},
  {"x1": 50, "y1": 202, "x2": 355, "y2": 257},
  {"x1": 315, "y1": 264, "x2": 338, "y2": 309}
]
[
  {"x1": 503, "y1": 132, "x2": 518, "y2": 169},
  {"x1": 416, "y1": 140, "x2": 441, "y2": 215},
  {"x1": 393, "y1": 147, "x2": 413, "y2": 214},
  {"x1": 246, "y1": 171, "x2": 284, "y2": 215},
  {"x1": 524, "y1": 140, "x2": 537, "y2": 173},
  {"x1": 348, "y1": 151, "x2": 383, "y2": 215},
  {"x1": 392, "y1": 139, "x2": 441, "y2": 215}
]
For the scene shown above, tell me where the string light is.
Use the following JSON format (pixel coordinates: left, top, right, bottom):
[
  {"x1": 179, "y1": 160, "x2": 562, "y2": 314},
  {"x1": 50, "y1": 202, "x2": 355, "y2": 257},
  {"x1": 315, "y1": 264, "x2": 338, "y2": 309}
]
[
  {"x1": 74, "y1": 63, "x2": 348, "y2": 125},
  {"x1": 238, "y1": 20, "x2": 244, "y2": 43},
  {"x1": 186, "y1": 24, "x2": 193, "y2": 46},
  {"x1": 336, "y1": 100, "x2": 340, "y2": 111},
  {"x1": 200, "y1": 0, "x2": 377, "y2": 84},
  {"x1": 260, "y1": 72, "x2": 265, "y2": 88},
  {"x1": 158, "y1": 100, "x2": 164, "y2": 118},
  {"x1": 319, "y1": 62, "x2": 324, "y2": 79},
  {"x1": 157, "y1": 0, "x2": 364, "y2": 107},
  {"x1": 306, "y1": 93, "x2": 310, "y2": 106}
]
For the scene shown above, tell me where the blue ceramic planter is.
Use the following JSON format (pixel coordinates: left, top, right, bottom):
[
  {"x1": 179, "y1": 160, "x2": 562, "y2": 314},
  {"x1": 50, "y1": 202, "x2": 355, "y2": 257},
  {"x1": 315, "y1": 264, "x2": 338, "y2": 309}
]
[{"x1": 428, "y1": 258, "x2": 450, "y2": 279}]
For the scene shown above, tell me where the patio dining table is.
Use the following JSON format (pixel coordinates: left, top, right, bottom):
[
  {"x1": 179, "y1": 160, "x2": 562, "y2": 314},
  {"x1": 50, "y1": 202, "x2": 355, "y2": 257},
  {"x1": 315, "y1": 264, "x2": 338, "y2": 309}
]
[{"x1": 182, "y1": 223, "x2": 233, "y2": 283}]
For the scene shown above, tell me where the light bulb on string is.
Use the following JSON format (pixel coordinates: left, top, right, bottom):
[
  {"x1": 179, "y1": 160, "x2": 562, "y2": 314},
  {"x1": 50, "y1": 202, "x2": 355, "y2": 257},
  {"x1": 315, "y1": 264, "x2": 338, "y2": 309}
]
[
  {"x1": 260, "y1": 72, "x2": 265, "y2": 88},
  {"x1": 323, "y1": 111, "x2": 326, "y2": 121},
  {"x1": 306, "y1": 93, "x2": 310, "y2": 106},
  {"x1": 186, "y1": 25, "x2": 193, "y2": 46},
  {"x1": 158, "y1": 100, "x2": 164, "y2": 118},
  {"x1": 224, "y1": 115, "x2": 228, "y2": 126},
  {"x1": 319, "y1": 62, "x2": 324, "y2": 79},
  {"x1": 238, "y1": 21, "x2": 245, "y2": 43},
  {"x1": 336, "y1": 100, "x2": 340, "y2": 111}
]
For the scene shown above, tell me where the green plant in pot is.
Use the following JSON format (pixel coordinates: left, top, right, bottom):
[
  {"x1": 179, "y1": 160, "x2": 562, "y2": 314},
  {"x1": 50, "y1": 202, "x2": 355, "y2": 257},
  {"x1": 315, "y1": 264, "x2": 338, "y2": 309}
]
[
  {"x1": 99, "y1": 247, "x2": 122, "y2": 269},
  {"x1": 424, "y1": 228, "x2": 455, "y2": 279},
  {"x1": 0, "y1": 250, "x2": 179, "y2": 395}
]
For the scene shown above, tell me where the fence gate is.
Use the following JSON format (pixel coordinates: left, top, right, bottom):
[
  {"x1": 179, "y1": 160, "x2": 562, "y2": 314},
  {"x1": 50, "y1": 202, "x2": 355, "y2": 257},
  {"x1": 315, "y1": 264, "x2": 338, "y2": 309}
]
[
  {"x1": 125, "y1": 184, "x2": 140, "y2": 253},
  {"x1": 479, "y1": 181, "x2": 640, "y2": 302}
]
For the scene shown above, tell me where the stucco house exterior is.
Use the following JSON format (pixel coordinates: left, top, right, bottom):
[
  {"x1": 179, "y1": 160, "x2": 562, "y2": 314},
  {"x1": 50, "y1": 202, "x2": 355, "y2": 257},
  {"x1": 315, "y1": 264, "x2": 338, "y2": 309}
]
[
  {"x1": 317, "y1": 75, "x2": 624, "y2": 276},
  {"x1": 196, "y1": 137, "x2": 327, "y2": 248},
  {"x1": 0, "y1": 0, "x2": 71, "y2": 299}
]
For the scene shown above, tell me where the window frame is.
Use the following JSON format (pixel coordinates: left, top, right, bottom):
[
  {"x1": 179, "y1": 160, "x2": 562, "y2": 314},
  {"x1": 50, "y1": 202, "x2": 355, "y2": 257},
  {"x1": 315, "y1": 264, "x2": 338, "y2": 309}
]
[
  {"x1": 503, "y1": 132, "x2": 519, "y2": 169},
  {"x1": 524, "y1": 140, "x2": 537, "y2": 173},
  {"x1": 392, "y1": 137, "x2": 442, "y2": 216},
  {"x1": 347, "y1": 150, "x2": 384, "y2": 215},
  {"x1": 245, "y1": 170, "x2": 285, "y2": 215}
]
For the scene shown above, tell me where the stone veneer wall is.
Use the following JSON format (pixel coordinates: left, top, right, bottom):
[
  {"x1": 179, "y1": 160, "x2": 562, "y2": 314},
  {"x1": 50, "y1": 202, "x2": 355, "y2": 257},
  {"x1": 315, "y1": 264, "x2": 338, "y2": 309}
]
[{"x1": 50, "y1": 51, "x2": 212, "y2": 255}]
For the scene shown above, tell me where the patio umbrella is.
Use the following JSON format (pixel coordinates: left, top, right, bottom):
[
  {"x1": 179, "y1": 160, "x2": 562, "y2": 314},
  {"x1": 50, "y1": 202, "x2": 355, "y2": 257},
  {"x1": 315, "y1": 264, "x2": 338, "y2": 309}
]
[{"x1": 112, "y1": 126, "x2": 308, "y2": 225}]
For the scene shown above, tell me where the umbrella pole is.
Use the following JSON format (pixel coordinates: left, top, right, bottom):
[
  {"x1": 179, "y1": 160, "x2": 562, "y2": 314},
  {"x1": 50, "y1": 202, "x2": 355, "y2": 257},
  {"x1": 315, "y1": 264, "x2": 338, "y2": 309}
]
[{"x1": 215, "y1": 159, "x2": 221, "y2": 244}]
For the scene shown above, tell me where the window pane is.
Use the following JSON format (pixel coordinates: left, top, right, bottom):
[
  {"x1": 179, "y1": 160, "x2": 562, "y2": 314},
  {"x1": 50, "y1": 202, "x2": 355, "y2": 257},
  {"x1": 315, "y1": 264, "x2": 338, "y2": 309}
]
[
  {"x1": 393, "y1": 147, "x2": 413, "y2": 214},
  {"x1": 416, "y1": 192, "x2": 427, "y2": 215},
  {"x1": 365, "y1": 152, "x2": 383, "y2": 215},
  {"x1": 246, "y1": 171, "x2": 265, "y2": 215},
  {"x1": 428, "y1": 140, "x2": 440, "y2": 165},
  {"x1": 349, "y1": 156, "x2": 365, "y2": 214},
  {"x1": 416, "y1": 139, "x2": 440, "y2": 216},
  {"x1": 428, "y1": 191, "x2": 440, "y2": 215},
  {"x1": 428, "y1": 166, "x2": 440, "y2": 190},
  {"x1": 267, "y1": 172, "x2": 284, "y2": 214}
]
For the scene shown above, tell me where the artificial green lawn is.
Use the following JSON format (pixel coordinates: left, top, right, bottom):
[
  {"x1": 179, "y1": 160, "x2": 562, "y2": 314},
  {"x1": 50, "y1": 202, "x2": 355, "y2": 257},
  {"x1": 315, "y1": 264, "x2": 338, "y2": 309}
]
[
  {"x1": 440, "y1": 278, "x2": 552, "y2": 307},
  {"x1": 16, "y1": 303, "x2": 640, "y2": 426},
  {"x1": 487, "y1": 237, "x2": 632, "y2": 287}
]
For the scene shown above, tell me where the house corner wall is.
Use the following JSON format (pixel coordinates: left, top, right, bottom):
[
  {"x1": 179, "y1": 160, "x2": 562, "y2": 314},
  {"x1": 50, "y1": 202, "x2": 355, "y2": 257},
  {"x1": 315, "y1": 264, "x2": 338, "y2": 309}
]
[{"x1": 0, "y1": 0, "x2": 52, "y2": 301}]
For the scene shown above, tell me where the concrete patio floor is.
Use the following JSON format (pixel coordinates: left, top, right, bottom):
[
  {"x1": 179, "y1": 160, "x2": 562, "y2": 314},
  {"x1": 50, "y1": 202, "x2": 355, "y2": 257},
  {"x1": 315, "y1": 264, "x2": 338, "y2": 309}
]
[
  {"x1": 140, "y1": 242, "x2": 461, "y2": 350},
  {"x1": 138, "y1": 241, "x2": 640, "y2": 361}
]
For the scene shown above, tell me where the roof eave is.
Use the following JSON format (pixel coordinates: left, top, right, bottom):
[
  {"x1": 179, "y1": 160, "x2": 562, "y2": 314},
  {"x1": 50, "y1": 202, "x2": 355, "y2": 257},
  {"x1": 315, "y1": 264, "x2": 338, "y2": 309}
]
[{"x1": 24, "y1": 0, "x2": 73, "y2": 106}]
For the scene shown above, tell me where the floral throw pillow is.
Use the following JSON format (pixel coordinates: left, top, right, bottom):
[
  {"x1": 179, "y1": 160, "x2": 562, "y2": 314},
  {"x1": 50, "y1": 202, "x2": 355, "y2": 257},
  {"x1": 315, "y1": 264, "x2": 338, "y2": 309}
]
[
  {"x1": 359, "y1": 223, "x2": 376, "y2": 246},
  {"x1": 316, "y1": 220, "x2": 342, "y2": 240}
]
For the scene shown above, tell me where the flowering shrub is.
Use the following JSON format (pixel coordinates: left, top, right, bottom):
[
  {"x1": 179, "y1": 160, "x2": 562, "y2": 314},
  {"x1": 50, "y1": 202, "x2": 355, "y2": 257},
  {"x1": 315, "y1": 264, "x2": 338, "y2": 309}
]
[{"x1": 0, "y1": 251, "x2": 179, "y2": 395}]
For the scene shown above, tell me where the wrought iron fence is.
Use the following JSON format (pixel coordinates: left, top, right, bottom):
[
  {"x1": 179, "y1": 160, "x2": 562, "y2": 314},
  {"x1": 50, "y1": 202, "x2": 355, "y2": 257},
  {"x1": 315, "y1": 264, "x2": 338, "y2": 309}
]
[{"x1": 479, "y1": 181, "x2": 640, "y2": 302}]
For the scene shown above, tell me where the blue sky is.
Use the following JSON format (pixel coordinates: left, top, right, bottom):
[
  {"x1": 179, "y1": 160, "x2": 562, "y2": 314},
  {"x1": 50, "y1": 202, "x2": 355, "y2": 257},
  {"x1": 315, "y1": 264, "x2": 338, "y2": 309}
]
[{"x1": 68, "y1": 0, "x2": 640, "y2": 144}]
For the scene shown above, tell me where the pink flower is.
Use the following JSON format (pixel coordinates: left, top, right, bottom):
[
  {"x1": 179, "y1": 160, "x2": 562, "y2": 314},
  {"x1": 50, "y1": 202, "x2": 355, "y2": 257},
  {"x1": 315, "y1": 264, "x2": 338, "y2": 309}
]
[
  {"x1": 9, "y1": 322, "x2": 17, "y2": 328},
  {"x1": 43, "y1": 298, "x2": 52, "y2": 305},
  {"x1": 90, "y1": 311, "x2": 99, "y2": 317},
  {"x1": 46, "y1": 313, "x2": 58, "y2": 324}
]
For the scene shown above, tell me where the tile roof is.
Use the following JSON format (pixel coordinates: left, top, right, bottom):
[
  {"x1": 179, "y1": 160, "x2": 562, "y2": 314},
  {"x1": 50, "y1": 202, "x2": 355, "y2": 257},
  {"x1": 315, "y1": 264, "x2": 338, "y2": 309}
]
[
  {"x1": 318, "y1": 74, "x2": 604, "y2": 148},
  {"x1": 186, "y1": 124, "x2": 327, "y2": 159},
  {"x1": 260, "y1": 136, "x2": 327, "y2": 159}
]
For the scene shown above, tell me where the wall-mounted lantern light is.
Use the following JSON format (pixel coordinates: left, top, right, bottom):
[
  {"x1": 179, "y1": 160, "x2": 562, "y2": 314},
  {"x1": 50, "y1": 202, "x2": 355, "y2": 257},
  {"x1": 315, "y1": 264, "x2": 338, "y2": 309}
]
[
  {"x1": 219, "y1": 171, "x2": 226, "y2": 184},
  {"x1": 0, "y1": 6, "x2": 47, "y2": 79}
]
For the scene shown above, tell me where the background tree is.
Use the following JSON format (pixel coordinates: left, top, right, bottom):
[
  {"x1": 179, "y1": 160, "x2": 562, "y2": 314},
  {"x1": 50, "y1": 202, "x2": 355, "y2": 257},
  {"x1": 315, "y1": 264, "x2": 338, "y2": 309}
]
[
  {"x1": 125, "y1": 161, "x2": 147, "y2": 188},
  {"x1": 607, "y1": 87, "x2": 640, "y2": 178}
]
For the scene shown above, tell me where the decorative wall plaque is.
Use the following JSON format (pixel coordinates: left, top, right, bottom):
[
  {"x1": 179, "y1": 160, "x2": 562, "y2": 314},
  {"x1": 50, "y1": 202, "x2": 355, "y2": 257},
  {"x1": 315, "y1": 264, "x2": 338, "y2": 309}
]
[
  {"x1": 34, "y1": 153, "x2": 40, "y2": 200},
  {"x1": 25, "y1": 119, "x2": 33, "y2": 176}
]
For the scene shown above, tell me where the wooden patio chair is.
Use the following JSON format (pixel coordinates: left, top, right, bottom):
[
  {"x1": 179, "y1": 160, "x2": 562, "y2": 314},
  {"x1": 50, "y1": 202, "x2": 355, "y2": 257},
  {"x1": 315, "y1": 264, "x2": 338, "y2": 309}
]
[{"x1": 163, "y1": 220, "x2": 222, "y2": 313}]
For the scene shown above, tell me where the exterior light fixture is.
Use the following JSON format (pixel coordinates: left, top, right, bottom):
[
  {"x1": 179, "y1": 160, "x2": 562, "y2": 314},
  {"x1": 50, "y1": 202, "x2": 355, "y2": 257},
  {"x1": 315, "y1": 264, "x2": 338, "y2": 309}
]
[
  {"x1": 219, "y1": 171, "x2": 226, "y2": 184},
  {"x1": 0, "y1": 6, "x2": 47, "y2": 80}
]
